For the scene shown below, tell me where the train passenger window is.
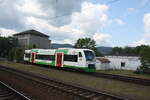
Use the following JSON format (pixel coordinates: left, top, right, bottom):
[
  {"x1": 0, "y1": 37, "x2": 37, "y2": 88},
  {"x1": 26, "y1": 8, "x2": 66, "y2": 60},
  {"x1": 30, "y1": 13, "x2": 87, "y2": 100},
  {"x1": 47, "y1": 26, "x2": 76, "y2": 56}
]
[
  {"x1": 74, "y1": 55, "x2": 78, "y2": 62},
  {"x1": 36, "y1": 55, "x2": 55, "y2": 61},
  {"x1": 49, "y1": 55, "x2": 55, "y2": 60},
  {"x1": 25, "y1": 54, "x2": 30, "y2": 58},
  {"x1": 79, "y1": 52, "x2": 82, "y2": 57},
  {"x1": 64, "y1": 55, "x2": 77, "y2": 62}
]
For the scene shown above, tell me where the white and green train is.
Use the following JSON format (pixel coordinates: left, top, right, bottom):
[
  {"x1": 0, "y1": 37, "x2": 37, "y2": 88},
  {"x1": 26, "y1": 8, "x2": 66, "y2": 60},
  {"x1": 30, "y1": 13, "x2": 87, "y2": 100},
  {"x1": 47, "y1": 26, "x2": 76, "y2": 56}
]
[{"x1": 24, "y1": 48, "x2": 96, "y2": 72}]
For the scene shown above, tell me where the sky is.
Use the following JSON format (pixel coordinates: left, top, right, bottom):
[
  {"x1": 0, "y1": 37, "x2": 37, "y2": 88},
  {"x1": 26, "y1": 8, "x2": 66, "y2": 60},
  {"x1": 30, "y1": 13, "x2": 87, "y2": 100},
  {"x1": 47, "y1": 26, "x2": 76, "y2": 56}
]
[{"x1": 0, "y1": 0, "x2": 150, "y2": 47}]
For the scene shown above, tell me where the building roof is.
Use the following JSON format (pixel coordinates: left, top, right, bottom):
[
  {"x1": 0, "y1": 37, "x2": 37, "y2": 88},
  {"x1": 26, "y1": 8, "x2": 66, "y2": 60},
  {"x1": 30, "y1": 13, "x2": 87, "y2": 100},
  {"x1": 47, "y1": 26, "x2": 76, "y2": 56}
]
[
  {"x1": 13, "y1": 29, "x2": 49, "y2": 37},
  {"x1": 96, "y1": 58, "x2": 110, "y2": 63}
]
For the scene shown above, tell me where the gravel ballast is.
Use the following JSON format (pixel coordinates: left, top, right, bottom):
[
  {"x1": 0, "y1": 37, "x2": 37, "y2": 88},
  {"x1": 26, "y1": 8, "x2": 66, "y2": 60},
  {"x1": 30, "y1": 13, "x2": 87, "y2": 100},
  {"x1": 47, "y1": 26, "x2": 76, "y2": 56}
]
[{"x1": 0, "y1": 61, "x2": 150, "y2": 100}]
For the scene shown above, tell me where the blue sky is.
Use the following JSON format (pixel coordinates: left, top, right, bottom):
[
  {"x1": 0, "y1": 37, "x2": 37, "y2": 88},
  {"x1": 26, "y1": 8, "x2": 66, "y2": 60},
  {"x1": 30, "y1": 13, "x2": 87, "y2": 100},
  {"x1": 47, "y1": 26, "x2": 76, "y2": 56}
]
[
  {"x1": 89, "y1": 0, "x2": 150, "y2": 46},
  {"x1": 0, "y1": 0, "x2": 150, "y2": 47}
]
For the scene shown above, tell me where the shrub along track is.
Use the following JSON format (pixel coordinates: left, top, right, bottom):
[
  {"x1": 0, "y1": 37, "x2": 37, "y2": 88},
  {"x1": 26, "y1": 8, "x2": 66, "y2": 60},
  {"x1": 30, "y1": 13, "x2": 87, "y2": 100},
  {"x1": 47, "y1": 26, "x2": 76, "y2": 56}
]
[
  {"x1": 0, "y1": 65, "x2": 128, "y2": 100},
  {"x1": 0, "y1": 81, "x2": 30, "y2": 100}
]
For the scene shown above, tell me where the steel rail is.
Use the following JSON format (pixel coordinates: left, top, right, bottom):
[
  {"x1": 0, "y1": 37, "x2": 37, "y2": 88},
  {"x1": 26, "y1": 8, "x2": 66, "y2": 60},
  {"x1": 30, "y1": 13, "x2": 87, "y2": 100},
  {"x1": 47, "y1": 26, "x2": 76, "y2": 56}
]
[
  {"x1": 23, "y1": 63, "x2": 150, "y2": 86},
  {"x1": 0, "y1": 65, "x2": 128, "y2": 100},
  {"x1": 0, "y1": 81, "x2": 31, "y2": 100}
]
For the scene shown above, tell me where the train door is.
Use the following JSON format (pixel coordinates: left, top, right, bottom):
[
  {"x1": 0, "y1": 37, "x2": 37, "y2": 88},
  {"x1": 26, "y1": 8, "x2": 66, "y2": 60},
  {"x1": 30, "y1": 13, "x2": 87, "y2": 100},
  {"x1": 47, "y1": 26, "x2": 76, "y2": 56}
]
[
  {"x1": 78, "y1": 52, "x2": 84, "y2": 67},
  {"x1": 56, "y1": 52, "x2": 63, "y2": 67},
  {"x1": 30, "y1": 53, "x2": 36, "y2": 64}
]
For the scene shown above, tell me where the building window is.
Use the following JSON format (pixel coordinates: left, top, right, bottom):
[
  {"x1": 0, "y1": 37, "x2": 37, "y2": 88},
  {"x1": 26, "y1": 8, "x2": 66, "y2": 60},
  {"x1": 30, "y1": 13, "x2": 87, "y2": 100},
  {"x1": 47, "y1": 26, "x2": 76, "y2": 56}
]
[
  {"x1": 121, "y1": 62, "x2": 125, "y2": 67},
  {"x1": 64, "y1": 55, "x2": 78, "y2": 62}
]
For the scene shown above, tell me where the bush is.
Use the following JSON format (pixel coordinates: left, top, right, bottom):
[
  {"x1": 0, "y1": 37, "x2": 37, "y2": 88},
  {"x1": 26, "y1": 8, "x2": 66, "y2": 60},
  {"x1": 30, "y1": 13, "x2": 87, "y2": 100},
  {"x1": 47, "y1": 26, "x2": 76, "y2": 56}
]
[
  {"x1": 8, "y1": 47, "x2": 25, "y2": 63},
  {"x1": 15, "y1": 48, "x2": 24, "y2": 63},
  {"x1": 8, "y1": 48, "x2": 16, "y2": 61},
  {"x1": 137, "y1": 45, "x2": 150, "y2": 74}
]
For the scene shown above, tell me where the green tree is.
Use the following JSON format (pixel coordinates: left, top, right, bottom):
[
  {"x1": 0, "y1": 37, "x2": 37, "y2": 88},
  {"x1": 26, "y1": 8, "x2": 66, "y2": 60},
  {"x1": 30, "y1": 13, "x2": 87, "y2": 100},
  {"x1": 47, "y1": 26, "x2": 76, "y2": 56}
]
[
  {"x1": 123, "y1": 46, "x2": 134, "y2": 55},
  {"x1": 14, "y1": 47, "x2": 24, "y2": 63},
  {"x1": 33, "y1": 44, "x2": 36, "y2": 48},
  {"x1": 133, "y1": 45, "x2": 147, "y2": 56},
  {"x1": 112, "y1": 47, "x2": 123, "y2": 55},
  {"x1": 74, "y1": 38, "x2": 96, "y2": 49},
  {"x1": 0, "y1": 37, "x2": 18, "y2": 58},
  {"x1": 74, "y1": 38, "x2": 103, "y2": 56},
  {"x1": 8, "y1": 48, "x2": 16, "y2": 61},
  {"x1": 139, "y1": 45, "x2": 150, "y2": 74}
]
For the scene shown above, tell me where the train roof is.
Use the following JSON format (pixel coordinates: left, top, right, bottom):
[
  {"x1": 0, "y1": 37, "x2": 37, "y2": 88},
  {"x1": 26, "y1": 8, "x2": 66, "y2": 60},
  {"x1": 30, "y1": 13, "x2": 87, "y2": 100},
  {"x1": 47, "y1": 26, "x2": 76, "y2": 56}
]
[{"x1": 25, "y1": 48, "x2": 93, "y2": 53}]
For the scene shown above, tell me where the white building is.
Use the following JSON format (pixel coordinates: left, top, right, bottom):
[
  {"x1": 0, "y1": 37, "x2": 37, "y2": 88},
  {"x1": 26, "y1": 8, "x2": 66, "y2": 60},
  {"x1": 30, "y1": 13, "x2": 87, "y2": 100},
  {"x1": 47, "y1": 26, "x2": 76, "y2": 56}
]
[
  {"x1": 96, "y1": 57, "x2": 110, "y2": 70},
  {"x1": 105, "y1": 56, "x2": 141, "y2": 71}
]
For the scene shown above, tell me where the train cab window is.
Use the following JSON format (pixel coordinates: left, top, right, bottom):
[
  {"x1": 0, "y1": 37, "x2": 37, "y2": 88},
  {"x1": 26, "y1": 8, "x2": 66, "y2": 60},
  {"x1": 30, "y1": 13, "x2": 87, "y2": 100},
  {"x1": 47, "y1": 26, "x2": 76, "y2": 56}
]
[
  {"x1": 84, "y1": 50, "x2": 95, "y2": 61},
  {"x1": 79, "y1": 52, "x2": 82, "y2": 57}
]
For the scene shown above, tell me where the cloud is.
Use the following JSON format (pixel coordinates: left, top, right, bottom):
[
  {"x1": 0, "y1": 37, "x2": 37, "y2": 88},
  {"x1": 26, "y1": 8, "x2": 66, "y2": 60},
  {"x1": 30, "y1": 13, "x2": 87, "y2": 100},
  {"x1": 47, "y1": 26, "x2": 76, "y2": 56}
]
[
  {"x1": 144, "y1": 13, "x2": 150, "y2": 34},
  {"x1": 93, "y1": 33, "x2": 111, "y2": 46},
  {"x1": 133, "y1": 40, "x2": 150, "y2": 46},
  {"x1": 38, "y1": 0, "x2": 85, "y2": 26},
  {"x1": 0, "y1": 28, "x2": 17, "y2": 37},
  {"x1": 0, "y1": 0, "x2": 111, "y2": 46},
  {"x1": 133, "y1": 13, "x2": 150, "y2": 46},
  {"x1": 0, "y1": 0, "x2": 25, "y2": 30},
  {"x1": 141, "y1": 0, "x2": 150, "y2": 5},
  {"x1": 24, "y1": 16, "x2": 85, "y2": 44},
  {"x1": 0, "y1": 0, "x2": 84, "y2": 29},
  {"x1": 70, "y1": 2, "x2": 109, "y2": 34},
  {"x1": 114, "y1": 19, "x2": 125, "y2": 25},
  {"x1": 23, "y1": 1, "x2": 111, "y2": 46},
  {"x1": 16, "y1": 0, "x2": 48, "y2": 17},
  {"x1": 127, "y1": 8, "x2": 135, "y2": 12}
]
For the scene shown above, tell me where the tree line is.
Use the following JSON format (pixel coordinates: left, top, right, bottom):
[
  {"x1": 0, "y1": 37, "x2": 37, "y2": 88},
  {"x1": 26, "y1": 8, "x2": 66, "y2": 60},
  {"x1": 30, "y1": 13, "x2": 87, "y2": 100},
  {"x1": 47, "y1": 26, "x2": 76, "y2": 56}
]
[
  {"x1": 0, "y1": 36, "x2": 35, "y2": 62},
  {"x1": 0, "y1": 36, "x2": 149, "y2": 74},
  {"x1": 111, "y1": 46, "x2": 148, "y2": 56}
]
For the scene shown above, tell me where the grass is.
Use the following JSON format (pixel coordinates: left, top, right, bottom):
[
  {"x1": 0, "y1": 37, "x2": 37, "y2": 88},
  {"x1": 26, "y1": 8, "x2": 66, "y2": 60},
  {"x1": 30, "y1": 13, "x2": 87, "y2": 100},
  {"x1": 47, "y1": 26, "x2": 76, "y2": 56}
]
[
  {"x1": 97, "y1": 70, "x2": 150, "y2": 80},
  {"x1": 0, "y1": 61, "x2": 150, "y2": 100}
]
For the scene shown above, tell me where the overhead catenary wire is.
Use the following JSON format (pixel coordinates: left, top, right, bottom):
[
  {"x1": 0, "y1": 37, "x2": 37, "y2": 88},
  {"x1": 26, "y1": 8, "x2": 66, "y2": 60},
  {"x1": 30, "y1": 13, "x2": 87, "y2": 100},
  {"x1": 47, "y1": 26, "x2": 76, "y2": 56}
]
[{"x1": 48, "y1": 0, "x2": 121, "y2": 20}]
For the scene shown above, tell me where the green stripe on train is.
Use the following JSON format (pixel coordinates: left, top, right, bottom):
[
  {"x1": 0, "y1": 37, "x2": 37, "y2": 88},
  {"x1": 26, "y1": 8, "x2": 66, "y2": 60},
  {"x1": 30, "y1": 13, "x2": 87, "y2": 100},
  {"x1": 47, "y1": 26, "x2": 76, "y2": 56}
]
[
  {"x1": 63, "y1": 65, "x2": 95, "y2": 72},
  {"x1": 35, "y1": 61, "x2": 55, "y2": 66},
  {"x1": 55, "y1": 49, "x2": 69, "y2": 54},
  {"x1": 34, "y1": 61, "x2": 95, "y2": 72}
]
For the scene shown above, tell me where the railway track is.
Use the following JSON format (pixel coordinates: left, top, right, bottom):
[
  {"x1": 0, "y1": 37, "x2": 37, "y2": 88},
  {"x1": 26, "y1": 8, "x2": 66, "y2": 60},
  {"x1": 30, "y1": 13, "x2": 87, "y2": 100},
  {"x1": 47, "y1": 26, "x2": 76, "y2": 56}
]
[
  {"x1": 44, "y1": 65, "x2": 150, "y2": 86},
  {"x1": 32, "y1": 63, "x2": 150, "y2": 86},
  {"x1": 91, "y1": 72, "x2": 150, "y2": 86},
  {"x1": 0, "y1": 81, "x2": 30, "y2": 100},
  {"x1": 22, "y1": 63, "x2": 150, "y2": 86},
  {"x1": 61, "y1": 69, "x2": 150, "y2": 86},
  {"x1": 0, "y1": 65, "x2": 128, "y2": 100}
]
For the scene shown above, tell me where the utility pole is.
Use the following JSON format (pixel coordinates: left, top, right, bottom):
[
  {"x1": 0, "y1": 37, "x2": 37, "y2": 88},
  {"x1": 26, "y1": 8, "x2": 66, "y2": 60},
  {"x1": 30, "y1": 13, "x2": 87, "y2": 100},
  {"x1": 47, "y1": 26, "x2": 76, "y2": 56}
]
[
  {"x1": 55, "y1": 0, "x2": 58, "y2": 17},
  {"x1": 0, "y1": 30, "x2": 2, "y2": 37}
]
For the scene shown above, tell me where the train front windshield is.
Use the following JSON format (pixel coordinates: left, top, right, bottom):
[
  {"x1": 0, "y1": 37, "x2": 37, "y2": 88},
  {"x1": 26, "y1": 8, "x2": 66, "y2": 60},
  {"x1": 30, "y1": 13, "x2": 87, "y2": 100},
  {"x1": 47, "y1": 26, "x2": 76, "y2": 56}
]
[{"x1": 84, "y1": 50, "x2": 95, "y2": 61}]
